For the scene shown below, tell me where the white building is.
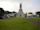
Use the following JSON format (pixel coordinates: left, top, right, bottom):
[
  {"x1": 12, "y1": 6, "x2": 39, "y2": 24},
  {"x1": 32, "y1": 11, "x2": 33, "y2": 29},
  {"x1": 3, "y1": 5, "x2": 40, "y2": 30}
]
[
  {"x1": 27, "y1": 12, "x2": 33, "y2": 18},
  {"x1": 17, "y1": 3, "x2": 24, "y2": 17}
]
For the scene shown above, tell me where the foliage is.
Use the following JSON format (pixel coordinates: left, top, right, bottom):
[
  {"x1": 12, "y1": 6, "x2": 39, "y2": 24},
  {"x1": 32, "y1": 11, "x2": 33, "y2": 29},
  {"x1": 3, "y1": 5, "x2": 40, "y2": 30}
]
[{"x1": 36, "y1": 11, "x2": 40, "y2": 17}]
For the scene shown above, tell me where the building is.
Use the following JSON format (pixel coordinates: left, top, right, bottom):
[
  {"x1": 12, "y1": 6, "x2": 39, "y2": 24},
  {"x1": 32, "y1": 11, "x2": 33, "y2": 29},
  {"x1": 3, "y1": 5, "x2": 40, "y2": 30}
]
[
  {"x1": 17, "y1": 3, "x2": 24, "y2": 17},
  {"x1": 3, "y1": 11, "x2": 17, "y2": 18},
  {"x1": 27, "y1": 12, "x2": 33, "y2": 18}
]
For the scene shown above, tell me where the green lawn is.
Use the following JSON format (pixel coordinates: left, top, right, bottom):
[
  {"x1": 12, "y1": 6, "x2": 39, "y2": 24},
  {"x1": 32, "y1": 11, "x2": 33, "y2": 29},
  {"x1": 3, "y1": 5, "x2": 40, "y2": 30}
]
[{"x1": 0, "y1": 17, "x2": 40, "y2": 30}]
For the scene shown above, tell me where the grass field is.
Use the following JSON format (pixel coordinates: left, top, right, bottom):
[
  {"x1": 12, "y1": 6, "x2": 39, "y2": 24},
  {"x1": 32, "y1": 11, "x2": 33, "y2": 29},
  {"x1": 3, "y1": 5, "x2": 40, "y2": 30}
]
[{"x1": 0, "y1": 17, "x2": 40, "y2": 30}]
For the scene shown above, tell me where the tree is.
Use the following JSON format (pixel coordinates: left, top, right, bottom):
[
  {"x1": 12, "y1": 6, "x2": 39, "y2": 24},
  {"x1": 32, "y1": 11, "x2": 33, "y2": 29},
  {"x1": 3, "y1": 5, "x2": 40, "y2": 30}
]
[
  {"x1": 36, "y1": 11, "x2": 40, "y2": 17},
  {"x1": 4, "y1": 11, "x2": 11, "y2": 14},
  {"x1": 0, "y1": 8, "x2": 4, "y2": 19},
  {"x1": 13, "y1": 11, "x2": 16, "y2": 13}
]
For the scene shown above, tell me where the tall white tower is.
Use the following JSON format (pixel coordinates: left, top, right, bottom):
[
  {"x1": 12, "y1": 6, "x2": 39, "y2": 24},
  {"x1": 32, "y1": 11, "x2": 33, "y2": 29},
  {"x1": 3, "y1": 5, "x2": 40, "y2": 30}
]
[{"x1": 17, "y1": 3, "x2": 24, "y2": 17}]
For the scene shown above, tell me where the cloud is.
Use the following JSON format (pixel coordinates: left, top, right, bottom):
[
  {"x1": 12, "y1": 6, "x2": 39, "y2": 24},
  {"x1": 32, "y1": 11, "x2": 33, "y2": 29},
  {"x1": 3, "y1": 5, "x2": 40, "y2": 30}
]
[
  {"x1": 0, "y1": 1, "x2": 19, "y2": 12},
  {"x1": 0, "y1": 0, "x2": 32, "y2": 3},
  {"x1": 0, "y1": 0, "x2": 40, "y2": 14}
]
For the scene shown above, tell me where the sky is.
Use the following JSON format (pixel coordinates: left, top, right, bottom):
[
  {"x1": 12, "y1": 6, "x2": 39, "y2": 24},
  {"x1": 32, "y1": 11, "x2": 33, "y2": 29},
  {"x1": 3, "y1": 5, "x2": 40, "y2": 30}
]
[{"x1": 0, "y1": 0, "x2": 40, "y2": 14}]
